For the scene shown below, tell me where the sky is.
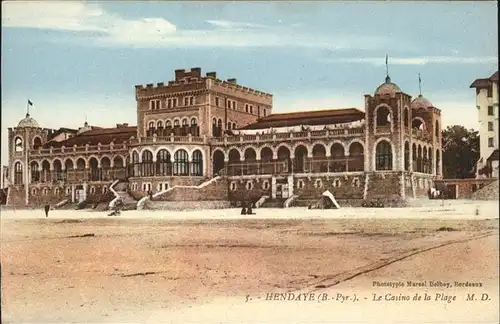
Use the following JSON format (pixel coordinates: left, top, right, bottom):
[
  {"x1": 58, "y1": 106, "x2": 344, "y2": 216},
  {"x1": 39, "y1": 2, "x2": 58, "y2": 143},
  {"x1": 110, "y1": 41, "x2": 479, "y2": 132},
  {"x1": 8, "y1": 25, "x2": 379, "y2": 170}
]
[{"x1": 1, "y1": 1, "x2": 498, "y2": 166}]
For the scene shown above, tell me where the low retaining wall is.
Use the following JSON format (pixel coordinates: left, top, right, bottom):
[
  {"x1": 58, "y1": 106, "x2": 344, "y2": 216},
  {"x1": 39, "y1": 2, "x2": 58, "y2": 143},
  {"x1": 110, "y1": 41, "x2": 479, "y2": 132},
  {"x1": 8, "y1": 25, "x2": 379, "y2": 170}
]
[{"x1": 146, "y1": 200, "x2": 231, "y2": 211}]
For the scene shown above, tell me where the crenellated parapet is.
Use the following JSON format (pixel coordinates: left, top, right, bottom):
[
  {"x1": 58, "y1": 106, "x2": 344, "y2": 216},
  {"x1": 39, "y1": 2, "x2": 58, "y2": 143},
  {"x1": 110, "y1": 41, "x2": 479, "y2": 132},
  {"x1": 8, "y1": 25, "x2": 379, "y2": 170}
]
[{"x1": 135, "y1": 67, "x2": 273, "y2": 101}]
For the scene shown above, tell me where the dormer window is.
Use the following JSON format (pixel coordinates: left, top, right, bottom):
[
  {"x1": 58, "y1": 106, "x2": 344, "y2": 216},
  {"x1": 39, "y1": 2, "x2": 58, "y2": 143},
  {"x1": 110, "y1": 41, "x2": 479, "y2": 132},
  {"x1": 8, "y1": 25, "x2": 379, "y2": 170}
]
[{"x1": 150, "y1": 99, "x2": 161, "y2": 110}]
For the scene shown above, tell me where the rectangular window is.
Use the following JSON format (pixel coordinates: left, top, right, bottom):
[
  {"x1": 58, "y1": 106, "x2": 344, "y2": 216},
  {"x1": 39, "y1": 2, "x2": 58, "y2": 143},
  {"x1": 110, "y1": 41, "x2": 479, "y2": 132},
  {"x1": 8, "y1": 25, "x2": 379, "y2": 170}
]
[
  {"x1": 487, "y1": 86, "x2": 492, "y2": 98},
  {"x1": 150, "y1": 99, "x2": 160, "y2": 110},
  {"x1": 233, "y1": 100, "x2": 237, "y2": 110},
  {"x1": 215, "y1": 97, "x2": 220, "y2": 107},
  {"x1": 184, "y1": 97, "x2": 189, "y2": 106},
  {"x1": 488, "y1": 137, "x2": 494, "y2": 147},
  {"x1": 190, "y1": 96, "x2": 194, "y2": 105},
  {"x1": 250, "y1": 105, "x2": 253, "y2": 114},
  {"x1": 172, "y1": 98, "x2": 177, "y2": 107},
  {"x1": 488, "y1": 121, "x2": 494, "y2": 131},
  {"x1": 488, "y1": 106, "x2": 494, "y2": 116},
  {"x1": 263, "y1": 109, "x2": 267, "y2": 117},
  {"x1": 245, "y1": 104, "x2": 248, "y2": 113}
]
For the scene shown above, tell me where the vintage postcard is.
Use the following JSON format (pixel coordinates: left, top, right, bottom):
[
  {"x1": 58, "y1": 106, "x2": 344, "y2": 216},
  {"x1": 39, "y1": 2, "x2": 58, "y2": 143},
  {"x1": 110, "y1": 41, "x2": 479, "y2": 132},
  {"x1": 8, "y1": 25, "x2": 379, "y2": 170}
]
[{"x1": 1, "y1": 1, "x2": 498, "y2": 323}]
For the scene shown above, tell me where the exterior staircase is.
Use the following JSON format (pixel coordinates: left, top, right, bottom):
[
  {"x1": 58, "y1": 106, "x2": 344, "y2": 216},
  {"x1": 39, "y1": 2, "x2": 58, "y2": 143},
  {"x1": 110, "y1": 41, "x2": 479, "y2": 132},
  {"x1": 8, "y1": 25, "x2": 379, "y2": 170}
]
[
  {"x1": 109, "y1": 179, "x2": 137, "y2": 210},
  {"x1": 472, "y1": 180, "x2": 499, "y2": 200}
]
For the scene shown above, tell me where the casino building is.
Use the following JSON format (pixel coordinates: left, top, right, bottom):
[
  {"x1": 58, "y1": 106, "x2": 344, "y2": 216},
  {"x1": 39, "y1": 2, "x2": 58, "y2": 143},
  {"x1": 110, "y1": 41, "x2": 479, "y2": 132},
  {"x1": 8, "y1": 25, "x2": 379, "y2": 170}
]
[{"x1": 5, "y1": 67, "x2": 442, "y2": 209}]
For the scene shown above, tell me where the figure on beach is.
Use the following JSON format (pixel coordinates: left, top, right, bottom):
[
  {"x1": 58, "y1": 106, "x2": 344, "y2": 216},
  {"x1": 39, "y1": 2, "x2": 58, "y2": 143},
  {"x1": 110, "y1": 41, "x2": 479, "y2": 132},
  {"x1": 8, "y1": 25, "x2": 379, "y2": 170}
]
[{"x1": 44, "y1": 203, "x2": 50, "y2": 217}]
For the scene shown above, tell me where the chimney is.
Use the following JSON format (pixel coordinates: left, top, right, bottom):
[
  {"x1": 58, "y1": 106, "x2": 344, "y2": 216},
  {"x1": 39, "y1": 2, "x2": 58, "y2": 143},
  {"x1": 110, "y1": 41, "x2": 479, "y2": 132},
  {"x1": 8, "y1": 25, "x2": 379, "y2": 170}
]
[
  {"x1": 206, "y1": 72, "x2": 217, "y2": 78},
  {"x1": 227, "y1": 78, "x2": 237, "y2": 84}
]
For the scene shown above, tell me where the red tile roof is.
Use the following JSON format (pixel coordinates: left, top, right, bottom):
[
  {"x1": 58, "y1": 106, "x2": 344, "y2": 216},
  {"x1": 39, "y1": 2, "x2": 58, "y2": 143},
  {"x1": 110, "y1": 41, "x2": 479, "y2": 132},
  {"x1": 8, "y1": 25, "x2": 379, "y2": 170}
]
[
  {"x1": 44, "y1": 126, "x2": 137, "y2": 148},
  {"x1": 241, "y1": 108, "x2": 365, "y2": 130}
]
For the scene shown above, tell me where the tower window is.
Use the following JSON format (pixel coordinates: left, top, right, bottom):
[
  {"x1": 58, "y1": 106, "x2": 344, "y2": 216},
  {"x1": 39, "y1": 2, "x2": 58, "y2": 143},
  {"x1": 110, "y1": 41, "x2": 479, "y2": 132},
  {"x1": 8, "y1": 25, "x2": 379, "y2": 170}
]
[
  {"x1": 488, "y1": 122, "x2": 494, "y2": 131},
  {"x1": 150, "y1": 99, "x2": 161, "y2": 110},
  {"x1": 14, "y1": 137, "x2": 23, "y2": 153},
  {"x1": 488, "y1": 106, "x2": 494, "y2": 116}
]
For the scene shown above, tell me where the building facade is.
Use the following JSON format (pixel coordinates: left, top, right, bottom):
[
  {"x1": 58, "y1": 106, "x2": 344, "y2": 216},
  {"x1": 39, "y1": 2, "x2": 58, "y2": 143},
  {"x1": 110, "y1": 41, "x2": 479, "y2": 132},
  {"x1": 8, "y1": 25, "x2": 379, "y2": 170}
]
[
  {"x1": 5, "y1": 68, "x2": 442, "y2": 208},
  {"x1": 470, "y1": 71, "x2": 499, "y2": 178}
]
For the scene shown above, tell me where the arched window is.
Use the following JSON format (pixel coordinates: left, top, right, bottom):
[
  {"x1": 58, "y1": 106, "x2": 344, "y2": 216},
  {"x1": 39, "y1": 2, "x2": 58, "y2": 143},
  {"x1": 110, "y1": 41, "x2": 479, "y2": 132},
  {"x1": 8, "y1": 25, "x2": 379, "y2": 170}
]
[
  {"x1": 412, "y1": 118, "x2": 425, "y2": 131},
  {"x1": 14, "y1": 162, "x2": 23, "y2": 184},
  {"x1": 227, "y1": 122, "x2": 232, "y2": 130},
  {"x1": 190, "y1": 118, "x2": 199, "y2": 136},
  {"x1": 376, "y1": 106, "x2": 391, "y2": 127},
  {"x1": 14, "y1": 137, "x2": 23, "y2": 153},
  {"x1": 173, "y1": 149, "x2": 189, "y2": 176},
  {"x1": 417, "y1": 145, "x2": 423, "y2": 173},
  {"x1": 404, "y1": 108, "x2": 409, "y2": 128},
  {"x1": 156, "y1": 149, "x2": 172, "y2": 176},
  {"x1": 191, "y1": 150, "x2": 203, "y2": 176},
  {"x1": 33, "y1": 137, "x2": 42, "y2": 150},
  {"x1": 428, "y1": 147, "x2": 433, "y2": 174},
  {"x1": 141, "y1": 150, "x2": 154, "y2": 177},
  {"x1": 435, "y1": 121, "x2": 440, "y2": 138},
  {"x1": 132, "y1": 151, "x2": 140, "y2": 177},
  {"x1": 404, "y1": 142, "x2": 410, "y2": 171},
  {"x1": 166, "y1": 120, "x2": 172, "y2": 128},
  {"x1": 148, "y1": 121, "x2": 155, "y2": 129},
  {"x1": 375, "y1": 140, "x2": 392, "y2": 170},
  {"x1": 174, "y1": 119, "x2": 180, "y2": 127},
  {"x1": 436, "y1": 149, "x2": 441, "y2": 176},
  {"x1": 30, "y1": 161, "x2": 40, "y2": 183},
  {"x1": 232, "y1": 122, "x2": 236, "y2": 129}
]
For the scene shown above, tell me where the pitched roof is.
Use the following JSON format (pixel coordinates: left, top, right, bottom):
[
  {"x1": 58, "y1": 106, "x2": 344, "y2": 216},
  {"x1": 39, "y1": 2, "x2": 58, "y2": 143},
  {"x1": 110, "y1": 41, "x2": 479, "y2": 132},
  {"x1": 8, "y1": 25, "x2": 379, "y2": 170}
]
[
  {"x1": 47, "y1": 127, "x2": 79, "y2": 141},
  {"x1": 43, "y1": 126, "x2": 137, "y2": 148},
  {"x1": 241, "y1": 108, "x2": 365, "y2": 130},
  {"x1": 470, "y1": 71, "x2": 499, "y2": 88},
  {"x1": 487, "y1": 149, "x2": 499, "y2": 162}
]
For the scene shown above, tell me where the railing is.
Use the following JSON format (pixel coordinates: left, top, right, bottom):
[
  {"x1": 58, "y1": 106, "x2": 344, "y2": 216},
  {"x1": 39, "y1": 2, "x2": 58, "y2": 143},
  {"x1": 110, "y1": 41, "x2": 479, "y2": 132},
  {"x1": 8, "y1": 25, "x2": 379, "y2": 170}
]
[
  {"x1": 223, "y1": 157, "x2": 364, "y2": 176},
  {"x1": 412, "y1": 129, "x2": 431, "y2": 141},
  {"x1": 30, "y1": 143, "x2": 129, "y2": 156},
  {"x1": 30, "y1": 167, "x2": 127, "y2": 183},
  {"x1": 127, "y1": 162, "x2": 204, "y2": 178},
  {"x1": 131, "y1": 134, "x2": 208, "y2": 145},
  {"x1": 210, "y1": 127, "x2": 365, "y2": 146}
]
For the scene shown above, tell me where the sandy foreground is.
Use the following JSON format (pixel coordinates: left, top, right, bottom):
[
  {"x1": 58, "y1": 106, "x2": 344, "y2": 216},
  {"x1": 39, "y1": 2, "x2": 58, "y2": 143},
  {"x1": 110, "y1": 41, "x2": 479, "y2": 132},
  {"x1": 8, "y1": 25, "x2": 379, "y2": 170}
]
[{"x1": 1, "y1": 200, "x2": 499, "y2": 324}]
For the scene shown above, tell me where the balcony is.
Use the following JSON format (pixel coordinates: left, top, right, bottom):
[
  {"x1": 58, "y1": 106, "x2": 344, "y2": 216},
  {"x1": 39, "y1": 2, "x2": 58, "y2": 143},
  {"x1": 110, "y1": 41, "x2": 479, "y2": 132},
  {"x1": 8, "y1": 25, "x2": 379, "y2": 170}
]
[{"x1": 210, "y1": 127, "x2": 365, "y2": 146}]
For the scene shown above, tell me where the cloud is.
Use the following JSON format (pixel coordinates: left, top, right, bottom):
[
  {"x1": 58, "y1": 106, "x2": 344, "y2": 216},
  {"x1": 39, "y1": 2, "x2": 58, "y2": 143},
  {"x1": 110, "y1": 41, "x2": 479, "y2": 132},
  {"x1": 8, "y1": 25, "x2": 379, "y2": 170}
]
[
  {"x1": 2, "y1": 1, "x2": 107, "y2": 32},
  {"x1": 205, "y1": 20, "x2": 268, "y2": 29},
  {"x1": 2, "y1": 1, "x2": 391, "y2": 50},
  {"x1": 321, "y1": 56, "x2": 498, "y2": 65}
]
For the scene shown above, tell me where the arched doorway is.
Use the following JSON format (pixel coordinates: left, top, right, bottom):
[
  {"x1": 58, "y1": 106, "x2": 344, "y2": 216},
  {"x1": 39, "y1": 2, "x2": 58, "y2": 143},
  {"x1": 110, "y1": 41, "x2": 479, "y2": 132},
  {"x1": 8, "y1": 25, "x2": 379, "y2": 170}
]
[
  {"x1": 141, "y1": 150, "x2": 154, "y2": 177},
  {"x1": 228, "y1": 149, "x2": 241, "y2": 176},
  {"x1": 156, "y1": 149, "x2": 172, "y2": 176},
  {"x1": 53, "y1": 159, "x2": 63, "y2": 181},
  {"x1": 41, "y1": 160, "x2": 51, "y2": 183},
  {"x1": 330, "y1": 143, "x2": 345, "y2": 172},
  {"x1": 349, "y1": 142, "x2": 364, "y2": 171},
  {"x1": 294, "y1": 145, "x2": 308, "y2": 173},
  {"x1": 14, "y1": 162, "x2": 23, "y2": 185},
  {"x1": 212, "y1": 150, "x2": 225, "y2": 176},
  {"x1": 277, "y1": 146, "x2": 291, "y2": 173},
  {"x1": 244, "y1": 148, "x2": 257, "y2": 175},
  {"x1": 89, "y1": 157, "x2": 99, "y2": 181},
  {"x1": 312, "y1": 144, "x2": 326, "y2": 172}
]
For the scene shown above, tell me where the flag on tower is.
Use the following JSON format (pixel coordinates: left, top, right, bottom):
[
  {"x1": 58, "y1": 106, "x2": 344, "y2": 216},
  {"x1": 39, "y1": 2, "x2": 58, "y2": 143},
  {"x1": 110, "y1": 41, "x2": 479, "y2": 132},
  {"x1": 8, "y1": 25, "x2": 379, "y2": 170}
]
[{"x1": 28, "y1": 99, "x2": 33, "y2": 106}]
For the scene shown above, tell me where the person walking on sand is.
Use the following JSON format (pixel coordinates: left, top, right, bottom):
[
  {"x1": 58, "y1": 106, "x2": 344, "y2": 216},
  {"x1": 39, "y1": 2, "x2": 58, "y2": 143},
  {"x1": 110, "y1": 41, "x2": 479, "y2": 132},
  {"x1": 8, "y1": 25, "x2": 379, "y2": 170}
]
[{"x1": 44, "y1": 203, "x2": 50, "y2": 217}]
